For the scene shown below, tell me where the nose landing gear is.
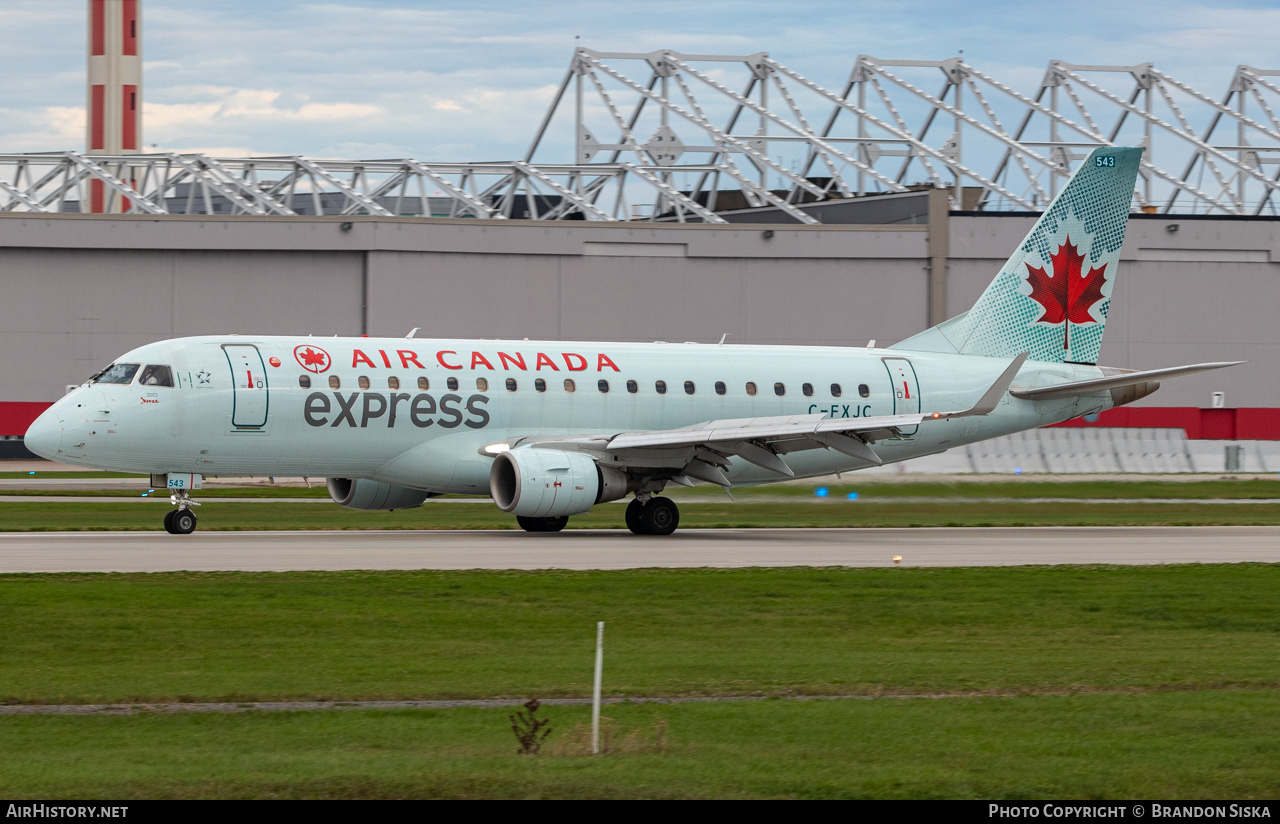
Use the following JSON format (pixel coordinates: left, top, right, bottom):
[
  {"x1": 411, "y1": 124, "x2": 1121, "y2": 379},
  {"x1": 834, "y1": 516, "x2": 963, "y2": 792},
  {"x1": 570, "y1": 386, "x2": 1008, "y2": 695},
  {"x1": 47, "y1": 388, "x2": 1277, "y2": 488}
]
[{"x1": 164, "y1": 490, "x2": 200, "y2": 534}]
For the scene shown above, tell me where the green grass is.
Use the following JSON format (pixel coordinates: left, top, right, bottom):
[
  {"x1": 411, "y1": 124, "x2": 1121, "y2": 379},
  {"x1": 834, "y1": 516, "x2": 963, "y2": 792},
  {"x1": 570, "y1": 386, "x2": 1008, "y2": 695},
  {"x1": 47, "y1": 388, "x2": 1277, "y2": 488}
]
[
  {"x1": 5, "y1": 565, "x2": 1280, "y2": 798},
  {"x1": 3, "y1": 478, "x2": 1280, "y2": 530},
  {"x1": 3, "y1": 692, "x2": 1280, "y2": 798},
  {"x1": 7, "y1": 478, "x2": 1280, "y2": 500},
  {"x1": 3, "y1": 566, "x2": 1280, "y2": 705},
  {"x1": 2, "y1": 498, "x2": 1280, "y2": 530},
  {"x1": 685, "y1": 478, "x2": 1280, "y2": 500}
]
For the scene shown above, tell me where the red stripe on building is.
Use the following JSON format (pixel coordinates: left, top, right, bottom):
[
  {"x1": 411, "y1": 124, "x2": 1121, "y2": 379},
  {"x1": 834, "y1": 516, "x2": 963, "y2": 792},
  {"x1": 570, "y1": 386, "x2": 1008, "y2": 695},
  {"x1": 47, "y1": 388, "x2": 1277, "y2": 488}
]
[
  {"x1": 90, "y1": 84, "x2": 105, "y2": 150},
  {"x1": 90, "y1": 0, "x2": 105, "y2": 56},
  {"x1": 122, "y1": 0, "x2": 138, "y2": 56},
  {"x1": 122, "y1": 85, "x2": 137, "y2": 150},
  {"x1": 90, "y1": 179, "x2": 105, "y2": 214},
  {"x1": 1053, "y1": 407, "x2": 1280, "y2": 440},
  {"x1": 0, "y1": 403, "x2": 53, "y2": 437}
]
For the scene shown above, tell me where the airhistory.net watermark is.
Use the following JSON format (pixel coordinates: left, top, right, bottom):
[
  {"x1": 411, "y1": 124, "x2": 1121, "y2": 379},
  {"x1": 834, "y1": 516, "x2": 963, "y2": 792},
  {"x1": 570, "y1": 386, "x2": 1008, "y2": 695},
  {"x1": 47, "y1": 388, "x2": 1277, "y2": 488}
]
[{"x1": 6, "y1": 806, "x2": 128, "y2": 819}]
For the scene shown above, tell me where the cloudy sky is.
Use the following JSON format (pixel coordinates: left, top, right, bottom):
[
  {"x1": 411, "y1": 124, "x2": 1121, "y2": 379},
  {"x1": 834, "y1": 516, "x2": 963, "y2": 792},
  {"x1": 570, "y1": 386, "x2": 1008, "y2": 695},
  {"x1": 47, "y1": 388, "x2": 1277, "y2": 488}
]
[{"x1": 1, "y1": 0, "x2": 1276, "y2": 163}]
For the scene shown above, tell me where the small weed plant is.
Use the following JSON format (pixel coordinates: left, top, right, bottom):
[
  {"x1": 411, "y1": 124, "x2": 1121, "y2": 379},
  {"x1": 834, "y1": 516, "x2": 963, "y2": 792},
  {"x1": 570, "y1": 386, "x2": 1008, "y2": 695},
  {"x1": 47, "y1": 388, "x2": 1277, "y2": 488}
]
[{"x1": 509, "y1": 698, "x2": 552, "y2": 755}]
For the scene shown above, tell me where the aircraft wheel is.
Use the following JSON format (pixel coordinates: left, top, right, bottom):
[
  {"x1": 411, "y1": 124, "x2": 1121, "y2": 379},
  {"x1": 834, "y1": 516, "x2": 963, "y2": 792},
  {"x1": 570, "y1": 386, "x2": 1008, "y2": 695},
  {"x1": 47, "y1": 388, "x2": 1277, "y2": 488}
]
[
  {"x1": 163, "y1": 510, "x2": 177, "y2": 534},
  {"x1": 625, "y1": 499, "x2": 644, "y2": 534},
  {"x1": 171, "y1": 509, "x2": 198, "y2": 535},
  {"x1": 517, "y1": 515, "x2": 568, "y2": 533},
  {"x1": 639, "y1": 496, "x2": 679, "y2": 536}
]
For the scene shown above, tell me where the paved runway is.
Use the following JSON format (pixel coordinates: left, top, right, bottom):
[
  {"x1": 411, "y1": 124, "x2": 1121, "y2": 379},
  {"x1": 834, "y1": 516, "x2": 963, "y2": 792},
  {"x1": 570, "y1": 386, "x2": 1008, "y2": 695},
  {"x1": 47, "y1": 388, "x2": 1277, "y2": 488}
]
[{"x1": 0, "y1": 526, "x2": 1277, "y2": 572}]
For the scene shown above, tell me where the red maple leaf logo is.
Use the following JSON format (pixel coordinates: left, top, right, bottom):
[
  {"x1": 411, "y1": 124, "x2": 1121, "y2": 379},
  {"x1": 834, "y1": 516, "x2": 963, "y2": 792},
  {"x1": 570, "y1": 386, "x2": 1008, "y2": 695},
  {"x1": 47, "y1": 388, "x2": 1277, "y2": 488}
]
[
  {"x1": 1024, "y1": 237, "x2": 1108, "y2": 351},
  {"x1": 293, "y1": 345, "x2": 331, "y2": 373}
]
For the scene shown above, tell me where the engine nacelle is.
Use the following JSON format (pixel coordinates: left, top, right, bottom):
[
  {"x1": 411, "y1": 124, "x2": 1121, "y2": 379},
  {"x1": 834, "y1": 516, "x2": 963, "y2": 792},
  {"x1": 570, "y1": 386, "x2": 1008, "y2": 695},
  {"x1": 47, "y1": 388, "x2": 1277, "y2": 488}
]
[
  {"x1": 490, "y1": 448, "x2": 627, "y2": 517},
  {"x1": 326, "y1": 477, "x2": 431, "y2": 510}
]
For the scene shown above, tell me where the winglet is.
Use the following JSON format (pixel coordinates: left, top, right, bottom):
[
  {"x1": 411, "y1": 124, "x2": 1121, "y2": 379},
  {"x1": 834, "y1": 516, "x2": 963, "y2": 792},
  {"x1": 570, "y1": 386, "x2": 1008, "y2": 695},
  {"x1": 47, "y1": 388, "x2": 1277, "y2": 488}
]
[{"x1": 938, "y1": 352, "x2": 1028, "y2": 419}]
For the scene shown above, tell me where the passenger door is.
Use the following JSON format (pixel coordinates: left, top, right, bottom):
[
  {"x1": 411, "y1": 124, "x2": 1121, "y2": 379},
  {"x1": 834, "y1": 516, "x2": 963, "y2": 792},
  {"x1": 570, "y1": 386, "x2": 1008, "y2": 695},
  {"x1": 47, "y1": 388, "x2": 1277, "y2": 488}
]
[
  {"x1": 223, "y1": 344, "x2": 269, "y2": 429},
  {"x1": 883, "y1": 357, "x2": 921, "y2": 437}
]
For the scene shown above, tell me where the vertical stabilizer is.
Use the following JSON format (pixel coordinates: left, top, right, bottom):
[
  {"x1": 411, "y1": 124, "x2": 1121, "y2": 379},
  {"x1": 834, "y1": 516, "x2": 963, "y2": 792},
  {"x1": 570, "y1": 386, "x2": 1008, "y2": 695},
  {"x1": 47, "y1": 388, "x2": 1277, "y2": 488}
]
[{"x1": 892, "y1": 146, "x2": 1142, "y2": 364}]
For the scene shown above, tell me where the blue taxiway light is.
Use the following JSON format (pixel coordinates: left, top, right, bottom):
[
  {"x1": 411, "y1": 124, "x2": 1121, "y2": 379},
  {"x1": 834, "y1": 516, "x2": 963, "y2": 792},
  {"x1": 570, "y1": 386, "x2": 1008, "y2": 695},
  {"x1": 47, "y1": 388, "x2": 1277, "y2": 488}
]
[
  {"x1": 815, "y1": 487, "x2": 829, "y2": 497},
  {"x1": 847, "y1": 492, "x2": 859, "y2": 500}
]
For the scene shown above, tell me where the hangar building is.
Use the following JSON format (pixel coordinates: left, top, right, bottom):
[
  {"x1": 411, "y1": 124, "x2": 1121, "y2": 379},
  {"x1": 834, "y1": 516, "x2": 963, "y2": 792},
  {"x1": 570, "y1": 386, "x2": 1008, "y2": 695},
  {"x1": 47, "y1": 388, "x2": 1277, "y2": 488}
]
[{"x1": 2, "y1": 50, "x2": 1278, "y2": 455}]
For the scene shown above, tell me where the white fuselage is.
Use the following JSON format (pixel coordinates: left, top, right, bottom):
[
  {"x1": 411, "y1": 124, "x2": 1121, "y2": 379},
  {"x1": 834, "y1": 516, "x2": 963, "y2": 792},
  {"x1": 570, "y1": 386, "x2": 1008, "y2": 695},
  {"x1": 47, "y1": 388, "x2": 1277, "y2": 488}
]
[{"x1": 26, "y1": 335, "x2": 1114, "y2": 490}]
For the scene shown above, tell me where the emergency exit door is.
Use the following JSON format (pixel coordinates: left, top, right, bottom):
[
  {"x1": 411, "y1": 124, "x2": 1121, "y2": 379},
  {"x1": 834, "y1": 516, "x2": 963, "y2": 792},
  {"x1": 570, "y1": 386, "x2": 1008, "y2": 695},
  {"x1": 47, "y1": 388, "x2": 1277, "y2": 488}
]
[
  {"x1": 883, "y1": 357, "x2": 920, "y2": 437},
  {"x1": 223, "y1": 344, "x2": 269, "y2": 428}
]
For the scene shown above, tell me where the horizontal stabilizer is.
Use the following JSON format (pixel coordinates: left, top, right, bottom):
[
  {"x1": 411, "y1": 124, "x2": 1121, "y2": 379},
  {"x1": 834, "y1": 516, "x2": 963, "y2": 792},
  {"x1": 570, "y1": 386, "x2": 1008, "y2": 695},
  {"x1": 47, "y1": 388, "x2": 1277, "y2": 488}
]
[{"x1": 1010, "y1": 361, "x2": 1243, "y2": 400}]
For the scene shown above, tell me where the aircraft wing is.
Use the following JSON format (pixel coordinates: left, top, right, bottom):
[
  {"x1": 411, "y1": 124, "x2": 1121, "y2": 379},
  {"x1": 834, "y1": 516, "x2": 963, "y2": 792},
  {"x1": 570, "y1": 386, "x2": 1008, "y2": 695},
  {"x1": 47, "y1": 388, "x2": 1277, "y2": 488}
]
[
  {"x1": 1009, "y1": 361, "x2": 1243, "y2": 400},
  {"x1": 605, "y1": 411, "x2": 926, "y2": 450},
  {"x1": 508, "y1": 353, "x2": 1027, "y2": 484}
]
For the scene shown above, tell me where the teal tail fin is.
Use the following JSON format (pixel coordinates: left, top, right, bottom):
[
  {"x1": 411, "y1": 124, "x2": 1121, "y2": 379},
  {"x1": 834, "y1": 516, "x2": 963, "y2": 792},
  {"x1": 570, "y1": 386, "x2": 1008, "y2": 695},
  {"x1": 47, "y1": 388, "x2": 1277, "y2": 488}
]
[{"x1": 892, "y1": 146, "x2": 1143, "y2": 365}]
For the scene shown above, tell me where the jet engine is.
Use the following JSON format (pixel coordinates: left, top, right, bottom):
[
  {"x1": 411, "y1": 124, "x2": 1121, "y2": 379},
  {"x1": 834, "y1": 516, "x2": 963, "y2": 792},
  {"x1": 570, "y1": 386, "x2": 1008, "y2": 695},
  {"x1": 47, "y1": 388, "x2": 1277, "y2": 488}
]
[
  {"x1": 326, "y1": 477, "x2": 431, "y2": 510},
  {"x1": 490, "y1": 448, "x2": 627, "y2": 517}
]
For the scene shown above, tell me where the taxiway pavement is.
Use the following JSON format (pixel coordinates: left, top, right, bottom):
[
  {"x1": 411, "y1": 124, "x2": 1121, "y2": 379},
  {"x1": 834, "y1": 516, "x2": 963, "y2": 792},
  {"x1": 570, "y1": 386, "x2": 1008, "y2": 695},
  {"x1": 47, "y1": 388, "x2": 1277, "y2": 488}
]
[{"x1": 0, "y1": 526, "x2": 1276, "y2": 573}]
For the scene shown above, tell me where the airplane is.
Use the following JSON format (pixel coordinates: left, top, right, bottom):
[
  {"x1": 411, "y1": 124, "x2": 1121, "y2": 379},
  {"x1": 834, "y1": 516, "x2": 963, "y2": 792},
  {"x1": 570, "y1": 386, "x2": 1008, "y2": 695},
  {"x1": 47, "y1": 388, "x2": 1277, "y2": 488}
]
[{"x1": 23, "y1": 146, "x2": 1239, "y2": 535}]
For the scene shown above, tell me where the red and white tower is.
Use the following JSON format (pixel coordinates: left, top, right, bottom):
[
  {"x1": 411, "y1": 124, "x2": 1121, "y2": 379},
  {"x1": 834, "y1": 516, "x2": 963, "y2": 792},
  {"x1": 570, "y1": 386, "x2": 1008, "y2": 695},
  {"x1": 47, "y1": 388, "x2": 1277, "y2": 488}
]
[{"x1": 86, "y1": 0, "x2": 141, "y2": 213}]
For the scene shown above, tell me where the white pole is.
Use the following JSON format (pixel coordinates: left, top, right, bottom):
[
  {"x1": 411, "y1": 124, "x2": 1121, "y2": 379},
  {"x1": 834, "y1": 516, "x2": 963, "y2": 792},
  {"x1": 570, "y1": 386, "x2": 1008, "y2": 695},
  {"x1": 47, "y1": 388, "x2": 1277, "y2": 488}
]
[{"x1": 591, "y1": 620, "x2": 604, "y2": 755}]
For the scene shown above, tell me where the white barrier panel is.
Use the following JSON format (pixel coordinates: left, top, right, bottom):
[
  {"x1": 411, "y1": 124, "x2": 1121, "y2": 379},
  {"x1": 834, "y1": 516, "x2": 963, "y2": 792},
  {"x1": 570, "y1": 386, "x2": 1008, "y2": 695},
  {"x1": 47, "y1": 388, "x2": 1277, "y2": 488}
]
[
  {"x1": 960, "y1": 427, "x2": 1191, "y2": 474},
  {"x1": 859, "y1": 428, "x2": 1280, "y2": 475}
]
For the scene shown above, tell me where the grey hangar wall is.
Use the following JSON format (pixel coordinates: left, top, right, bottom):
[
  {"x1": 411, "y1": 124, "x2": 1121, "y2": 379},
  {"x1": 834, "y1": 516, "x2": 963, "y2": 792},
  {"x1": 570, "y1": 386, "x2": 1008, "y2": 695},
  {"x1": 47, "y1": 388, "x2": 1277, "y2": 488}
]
[{"x1": 0, "y1": 212, "x2": 1275, "y2": 409}]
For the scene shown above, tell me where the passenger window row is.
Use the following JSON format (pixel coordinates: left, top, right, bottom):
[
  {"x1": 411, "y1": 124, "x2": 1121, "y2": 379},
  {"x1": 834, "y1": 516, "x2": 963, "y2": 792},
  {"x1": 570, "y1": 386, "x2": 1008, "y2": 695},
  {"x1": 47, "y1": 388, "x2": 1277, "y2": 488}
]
[{"x1": 300, "y1": 374, "x2": 872, "y2": 398}]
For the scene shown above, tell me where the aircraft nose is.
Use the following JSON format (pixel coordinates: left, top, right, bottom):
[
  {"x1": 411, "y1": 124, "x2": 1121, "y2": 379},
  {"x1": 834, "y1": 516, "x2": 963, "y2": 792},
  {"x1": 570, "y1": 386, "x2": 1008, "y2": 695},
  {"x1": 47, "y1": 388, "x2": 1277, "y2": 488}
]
[{"x1": 24, "y1": 408, "x2": 63, "y2": 461}]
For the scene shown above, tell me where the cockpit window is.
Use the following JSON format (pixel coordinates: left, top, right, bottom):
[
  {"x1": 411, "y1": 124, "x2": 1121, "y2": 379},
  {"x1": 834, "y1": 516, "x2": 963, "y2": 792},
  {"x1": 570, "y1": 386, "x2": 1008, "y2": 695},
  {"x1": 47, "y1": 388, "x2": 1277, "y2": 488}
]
[
  {"x1": 91, "y1": 363, "x2": 140, "y2": 385},
  {"x1": 139, "y1": 365, "x2": 174, "y2": 387}
]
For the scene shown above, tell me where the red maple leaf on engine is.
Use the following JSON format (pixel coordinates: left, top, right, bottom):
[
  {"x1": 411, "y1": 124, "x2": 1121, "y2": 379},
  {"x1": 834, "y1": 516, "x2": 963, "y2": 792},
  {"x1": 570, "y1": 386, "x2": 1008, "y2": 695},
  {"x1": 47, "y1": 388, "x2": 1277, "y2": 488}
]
[{"x1": 1024, "y1": 237, "x2": 1108, "y2": 351}]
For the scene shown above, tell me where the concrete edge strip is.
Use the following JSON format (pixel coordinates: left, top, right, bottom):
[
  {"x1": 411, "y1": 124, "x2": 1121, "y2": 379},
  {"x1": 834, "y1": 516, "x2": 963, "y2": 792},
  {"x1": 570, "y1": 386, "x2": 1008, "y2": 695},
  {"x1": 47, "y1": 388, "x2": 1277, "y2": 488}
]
[
  {"x1": 0, "y1": 696, "x2": 880, "y2": 716},
  {"x1": 4, "y1": 686, "x2": 1276, "y2": 716}
]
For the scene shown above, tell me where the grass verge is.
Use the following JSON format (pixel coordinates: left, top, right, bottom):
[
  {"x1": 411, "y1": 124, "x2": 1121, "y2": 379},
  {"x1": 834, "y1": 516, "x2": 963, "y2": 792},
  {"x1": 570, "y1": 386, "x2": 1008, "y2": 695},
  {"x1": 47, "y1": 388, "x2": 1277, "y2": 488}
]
[
  {"x1": 5, "y1": 565, "x2": 1280, "y2": 799},
  {"x1": 2, "y1": 498, "x2": 1280, "y2": 530},
  {"x1": 2, "y1": 693, "x2": 1279, "y2": 798},
  {"x1": 3, "y1": 566, "x2": 1279, "y2": 705},
  {"x1": 6, "y1": 478, "x2": 1280, "y2": 500}
]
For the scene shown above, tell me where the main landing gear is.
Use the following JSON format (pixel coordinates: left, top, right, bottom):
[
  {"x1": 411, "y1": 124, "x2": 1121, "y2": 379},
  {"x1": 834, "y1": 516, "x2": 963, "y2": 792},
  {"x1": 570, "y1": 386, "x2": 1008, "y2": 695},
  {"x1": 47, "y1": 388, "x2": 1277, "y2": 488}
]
[
  {"x1": 164, "y1": 490, "x2": 199, "y2": 535},
  {"x1": 513, "y1": 496, "x2": 681, "y2": 535},
  {"x1": 626, "y1": 496, "x2": 679, "y2": 536}
]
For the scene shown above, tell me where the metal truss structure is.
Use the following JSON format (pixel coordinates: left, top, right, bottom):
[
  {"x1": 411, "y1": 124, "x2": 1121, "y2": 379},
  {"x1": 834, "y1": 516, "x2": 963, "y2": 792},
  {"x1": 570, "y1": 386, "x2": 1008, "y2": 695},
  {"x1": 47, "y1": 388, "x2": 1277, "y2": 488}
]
[
  {"x1": 0, "y1": 153, "x2": 714, "y2": 221},
  {"x1": 3, "y1": 50, "x2": 1278, "y2": 220}
]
